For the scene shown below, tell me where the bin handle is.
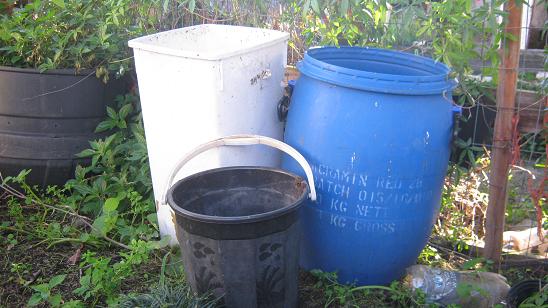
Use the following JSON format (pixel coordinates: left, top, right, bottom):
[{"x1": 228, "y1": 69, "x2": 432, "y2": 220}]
[{"x1": 161, "y1": 134, "x2": 316, "y2": 204}]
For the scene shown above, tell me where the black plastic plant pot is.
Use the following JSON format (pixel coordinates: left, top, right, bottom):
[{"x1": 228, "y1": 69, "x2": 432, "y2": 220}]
[
  {"x1": 507, "y1": 280, "x2": 547, "y2": 308},
  {"x1": 168, "y1": 167, "x2": 308, "y2": 308},
  {"x1": 0, "y1": 66, "x2": 129, "y2": 186}
]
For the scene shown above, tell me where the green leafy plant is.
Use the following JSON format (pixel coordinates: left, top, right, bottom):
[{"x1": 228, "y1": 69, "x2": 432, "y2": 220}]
[
  {"x1": 10, "y1": 262, "x2": 31, "y2": 286},
  {"x1": 418, "y1": 245, "x2": 444, "y2": 266},
  {"x1": 456, "y1": 282, "x2": 489, "y2": 301},
  {"x1": 1, "y1": 170, "x2": 89, "y2": 249},
  {"x1": 64, "y1": 94, "x2": 158, "y2": 245},
  {"x1": 308, "y1": 270, "x2": 431, "y2": 307},
  {"x1": 74, "y1": 239, "x2": 160, "y2": 304},
  {"x1": 297, "y1": 0, "x2": 393, "y2": 48},
  {"x1": 310, "y1": 270, "x2": 355, "y2": 306},
  {"x1": 5, "y1": 233, "x2": 17, "y2": 247},
  {"x1": 0, "y1": 92, "x2": 162, "y2": 305},
  {"x1": 417, "y1": 0, "x2": 505, "y2": 78},
  {"x1": 27, "y1": 274, "x2": 66, "y2": 307},
  {"x1": 0, "y1": 0, "x2": 153, "y2": 80},
  {"x1": 435, "y1": 155, "x2": 491, "y2": 249},
  {"x1": 454, "y1": 137, "x2": 485, "y2": 168},
  {"x1": 74, "y1": 252, "x2": 119, "y2": 303},
  {"x1": 520, "y1": 285, "x2": 548, "y2": 308},
  {"x1": 288, "y1": 0, "x2": 505, "y2": 75},
  {"x1": 0, "y1": 0, "x2": 276, "y2": 79},
  {"x1": 460, "y1": 257, "x2": 493, "y2": 272}
]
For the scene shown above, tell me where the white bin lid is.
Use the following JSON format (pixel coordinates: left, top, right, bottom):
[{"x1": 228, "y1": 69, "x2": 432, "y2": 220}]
[{"x1": 128, "y1": 24, "x2": 289, "y2": 61}]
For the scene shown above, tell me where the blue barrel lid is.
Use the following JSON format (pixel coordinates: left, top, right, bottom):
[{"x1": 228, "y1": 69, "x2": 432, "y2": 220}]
[{"x1": 298, "y1": 46, "x2": 457, "y2": 95}]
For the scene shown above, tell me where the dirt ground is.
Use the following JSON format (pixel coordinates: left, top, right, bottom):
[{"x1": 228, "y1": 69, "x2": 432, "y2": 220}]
[{"x1": 0, "y1": 239, "x2": 162, "y2": 307}]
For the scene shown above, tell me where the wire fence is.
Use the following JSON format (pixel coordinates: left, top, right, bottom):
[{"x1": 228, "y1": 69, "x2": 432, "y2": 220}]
[{"x1": 457, "y1": 1, "x2": 546, "y2": 263}]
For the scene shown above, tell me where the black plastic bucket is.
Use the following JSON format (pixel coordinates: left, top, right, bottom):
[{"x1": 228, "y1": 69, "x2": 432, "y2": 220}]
[{"x1": 164, "y1": 135, "x2": 316, "y2": 308}]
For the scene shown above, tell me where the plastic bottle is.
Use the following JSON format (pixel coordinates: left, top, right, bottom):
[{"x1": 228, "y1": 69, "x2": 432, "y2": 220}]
[{"x1": 404, "y1": 265, "x2": 510, "y2": 307}]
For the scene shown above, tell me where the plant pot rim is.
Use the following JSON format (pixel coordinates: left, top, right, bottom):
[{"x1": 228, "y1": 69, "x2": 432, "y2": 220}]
[{"x1": 0, "y1": 65, "x2": 95, "y2": 76}]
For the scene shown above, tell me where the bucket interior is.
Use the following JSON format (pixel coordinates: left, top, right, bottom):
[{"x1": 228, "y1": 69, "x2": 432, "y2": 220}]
[{"x1": 169, "y1": 167, "x2": 307, "y2": 219}]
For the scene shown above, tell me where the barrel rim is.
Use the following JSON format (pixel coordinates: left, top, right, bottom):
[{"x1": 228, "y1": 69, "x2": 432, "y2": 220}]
[
  {"x1": 298, "y1": 46, "x2": 457, "y2": 95},
  {"x1": 167, "y1": 166, "x2": 308, "y2": 225}
]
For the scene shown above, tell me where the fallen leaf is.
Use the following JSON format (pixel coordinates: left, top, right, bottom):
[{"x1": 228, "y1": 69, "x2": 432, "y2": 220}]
[{"x1": 68, "y1": 244, "x2": 83, "y2": 265}]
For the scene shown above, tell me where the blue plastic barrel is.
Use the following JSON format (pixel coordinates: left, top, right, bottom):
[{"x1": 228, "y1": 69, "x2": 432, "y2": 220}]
[{"x1": 281, "y1": 47, "x2": 457, "y2": 285}]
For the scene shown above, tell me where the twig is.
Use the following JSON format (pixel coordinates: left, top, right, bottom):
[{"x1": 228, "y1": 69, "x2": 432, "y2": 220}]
[
  {"x1": 0, "y1": 225, "x2": 38, "y2": 236},
  {"x1": 74, "y1": 217, "x2": 130, "y2": 250},
  {"x1": 182, "y1": 7, "x2": 235, "y2": 22},
  {"x1": 46, "y1": 238, "x2": 85, "y2": 249},
  {"x1": 0, "y1": 179, "x2": 26, "y2": 199},
  {"x1": 21, "y1": 59, "x2": 108, "y2": 101},
  {"x1": 350, "y1": 285, "x2": 423, "y2": 306},
  {"x1": 22, "y1": 69, "x2": 98, "y2": 101},
  {"x1": 108, "y1": 56, "x2": 134, "y2": 64},
  {"x1": 428, "y1": 241, "x2": 473, "y2": 261},
  {"x1": 19, "y1": 201, "x2": 92, "y2": 223}
]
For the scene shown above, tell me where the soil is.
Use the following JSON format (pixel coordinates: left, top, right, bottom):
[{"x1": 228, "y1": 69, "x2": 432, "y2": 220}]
[
  {"x1": 0, "y1": 237, "x2": 82, "y2": 307},
  {"x1": 0, "y1": 239, "x2": 163, "y2": 307},
  {"x1": 298, "y1": 271, "x2": 327, "y2": 307},
  {"x1": 0, "y1": 196, "x2": 162, "y2": 308}
]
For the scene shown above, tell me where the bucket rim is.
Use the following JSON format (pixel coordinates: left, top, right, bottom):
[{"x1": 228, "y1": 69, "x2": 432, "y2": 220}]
[
  {"x1": 166, "y1": 166, "x2": 308, "y2": 225},
  {"x1": 298, "y1": 46, "x2": 457, "y2": 95}
]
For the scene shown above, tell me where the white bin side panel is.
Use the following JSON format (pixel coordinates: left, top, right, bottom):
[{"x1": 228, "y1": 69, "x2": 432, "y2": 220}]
[
  {"x1": 132, "y1": 39, "x2": 287, "y2": 243},
  {"x1": 213, "y1": 43, "x2": 287, "y2": 168}
]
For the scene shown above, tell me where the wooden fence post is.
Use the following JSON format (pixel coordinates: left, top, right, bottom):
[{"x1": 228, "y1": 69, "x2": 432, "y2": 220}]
[{"x1": 484, "y1": 0, "x2": 523, "y2": 264}]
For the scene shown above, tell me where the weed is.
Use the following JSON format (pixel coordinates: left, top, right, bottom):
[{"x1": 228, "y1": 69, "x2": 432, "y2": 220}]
[
  {"x1": 309, "y1": 270, "x2": 433, "y2": 307},
  {"x1": 27, "y1": 274, "x2": 66, "y2": 307},
  {"x1": 311, "y1": 270, "x2": 354, "y2": 306},
  {"x1": 418, "y1": 245, "x2": 445, "y2": 267},
  {"x1": 1, "y1": 94, "x2": 157, "y2": 251},
  {"x1": 5, "y1": 233, "x2": 17, "y2": 247},
  {"x1": 67, "y1": 94, "x2": 158, "y2": 246},
  {"x1": 520, "y1": 284, "x2": 548, "y2": 308},
  {"x1": 0, "y1": 0, "x2": 157, "y2": 79},
  {"x1": 1, "y1": 94, "x2": 162, "y2": 305},
  {"x1": 10, "y1": 262, "x2": 30, "y2": 285},
  {"x1": 6, "y1": 197, "x2": 23, "y2": 222},
  {"x1": 74, "y1": 239, "x2": 167, "y2": 305},
  {"x1": 454, "y1": 137, "x2": 485, "y2": 168},
  {"x1": 460, "y1": 257, "x2": 493, "y2": 272},
  {"x1": 435, "y1": 155, "x2": 490, "y2": 249}
]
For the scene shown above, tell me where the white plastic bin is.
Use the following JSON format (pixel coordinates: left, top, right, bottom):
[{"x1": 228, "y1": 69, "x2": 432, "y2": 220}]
[{"x1": 128, "y1": 24, "x2": 289, "y2": 244}]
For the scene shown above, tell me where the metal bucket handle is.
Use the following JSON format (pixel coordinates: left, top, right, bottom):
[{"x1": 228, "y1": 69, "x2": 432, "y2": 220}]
[{"x1": 161, "y1": 134, "x2": 317, "y2": 204}]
